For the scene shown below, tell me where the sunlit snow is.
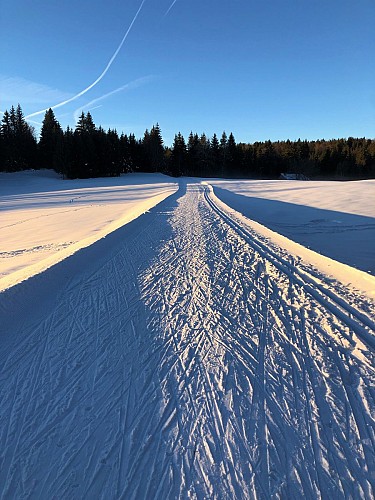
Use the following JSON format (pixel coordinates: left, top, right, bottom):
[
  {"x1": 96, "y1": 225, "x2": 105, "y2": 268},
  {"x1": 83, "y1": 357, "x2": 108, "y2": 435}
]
[
  {"x1": 0, "y1": 171, "x2": 374, "y2": 498},
  {"x1": 0, "y1": 170, "x2": 177, "y2": 291}
]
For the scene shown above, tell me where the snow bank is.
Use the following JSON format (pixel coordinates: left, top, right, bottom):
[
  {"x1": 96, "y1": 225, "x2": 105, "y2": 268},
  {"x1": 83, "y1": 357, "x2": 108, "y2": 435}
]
[
  {"x1": 207, "y1": 180, "x2": 375, "y2": 300},
  {"x1": 209, "y1": 179, "x2": 375, "y2": 275},
  {"x1": 0, "y1": 170, "x2": 178, "y2": 291}
]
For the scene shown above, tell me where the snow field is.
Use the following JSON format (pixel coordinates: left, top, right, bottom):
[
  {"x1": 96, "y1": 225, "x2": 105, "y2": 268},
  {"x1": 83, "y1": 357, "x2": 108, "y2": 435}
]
[
  {"x1": 0, "y1": 180, "x2": 374, "y2": 498},
  {"x1": 0, "y1": 170, "x2": 178, "y2": 291},
  {"x1": 209, "y1": 178, "x2": 375, "y2": 275}
]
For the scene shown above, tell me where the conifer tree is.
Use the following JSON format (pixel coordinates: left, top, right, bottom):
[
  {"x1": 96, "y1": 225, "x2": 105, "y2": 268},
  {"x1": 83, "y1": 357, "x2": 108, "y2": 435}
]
[
  {"x1": 73, "y1": 111, "x2": 98, "y2": 177},
  {"x1": 227, "y1": 132, "x2": 237, "y2": 173},
  {"x1": 142, "y1": 124, "x2": 165, "y2": 172},
  {"x1": 0, "y1": 105, "x2": 36, "y2": 170},
  {"x1": 39, "y1": 108, "x2": 63, "y2": 171},
  {"x1": 119, "y1": 133, "x2": 131, "y2": 172},
  {"x1": 210, "y1": 133, "x2": 220, "y2": 175},
  {"x1": 219, "y1": 131, "x2": 228, "y2": 176},
  {"x1": 187, "y1": 132, "x2": 200, "y2": 176},
  {"x1": 149, "y1": 123, "x2": 164, "y2": 172},
  {"x1": 170, "y1": 132, "x2": 186, "y2": 177},
  {"x1": 0, "y1": 110, "x2": 13, "y2": 171}
]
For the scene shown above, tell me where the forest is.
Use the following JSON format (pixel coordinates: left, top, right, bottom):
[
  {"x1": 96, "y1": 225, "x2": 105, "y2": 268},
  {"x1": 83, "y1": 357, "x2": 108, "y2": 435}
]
[{"x1": 1, "y1": 104, "x2": 375, "y2": 179}]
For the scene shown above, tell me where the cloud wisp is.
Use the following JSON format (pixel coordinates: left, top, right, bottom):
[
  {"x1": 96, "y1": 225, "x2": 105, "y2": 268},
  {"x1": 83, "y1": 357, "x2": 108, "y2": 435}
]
[
  {"x1": 0, "y1": 75, "x2": 71, "y2": 107},
  {"x1": 73, "y1": 75, "x2": 154, "y2": 123},
  {"x1": 25, "y1": 0, "x2": 147, "y2": 119}
]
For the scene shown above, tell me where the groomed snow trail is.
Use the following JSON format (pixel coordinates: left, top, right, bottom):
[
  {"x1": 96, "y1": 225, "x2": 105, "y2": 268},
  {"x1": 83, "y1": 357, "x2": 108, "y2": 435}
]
[{"x1": 0, "y1": 182, "x2": 374, "y2": 499}]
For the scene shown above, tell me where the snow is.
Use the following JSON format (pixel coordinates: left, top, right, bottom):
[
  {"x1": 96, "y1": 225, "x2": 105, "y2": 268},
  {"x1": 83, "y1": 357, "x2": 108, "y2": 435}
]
[
  {"x1": 206, "y1": 183, "x2": 375, "y2": 301},
  {"x1": 0, "y1": 174, "x2": 374, "y2": 498},
  {"x1": 209, "y1": 179, "x2": 375, "y2": 275},
  {"x1": 0, "y1": 170, "x2": 178, "y2": 291}
]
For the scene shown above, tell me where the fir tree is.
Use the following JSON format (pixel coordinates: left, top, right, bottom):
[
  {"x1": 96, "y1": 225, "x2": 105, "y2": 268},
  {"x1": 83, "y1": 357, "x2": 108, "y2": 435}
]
[
  {"x1": 73, "y1": 111, "x2": 98, "y2": 177},
  {"x1": 219, "y1": 131, "x2": 228, "y2": 176},
  {"x1": 210, "y1": 133, "x2": 220, "y2": 175},
  {"x1": 39, "y1": 108, "x2": 63, "y2": 171},
  {"x1": 187, "y1": 132, "x2": 200, "y2": 176},
  {"x1": 170, "y1": 132, "x2": 186, "y2": 177},
  {"x1": 0, "y1": 105, "x2": 36, "y2": 170}
]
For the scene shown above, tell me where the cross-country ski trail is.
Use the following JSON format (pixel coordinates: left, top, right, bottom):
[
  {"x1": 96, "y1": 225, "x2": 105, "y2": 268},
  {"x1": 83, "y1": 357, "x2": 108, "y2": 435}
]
[{"x1": 0, "y1": 181, "x2": 374, "y2": 499}]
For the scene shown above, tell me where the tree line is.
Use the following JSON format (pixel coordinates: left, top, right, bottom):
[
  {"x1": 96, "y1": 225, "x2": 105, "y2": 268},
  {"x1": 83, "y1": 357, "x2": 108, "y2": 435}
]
[{"x1": 1, "y1": 104, "x2": 374, "y2": 179}]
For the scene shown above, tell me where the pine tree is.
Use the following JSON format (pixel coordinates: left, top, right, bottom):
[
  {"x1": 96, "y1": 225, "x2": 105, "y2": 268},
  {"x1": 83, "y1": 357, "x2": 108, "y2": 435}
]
[
  {"x1": 61, "y1": 126, "x2": 74, "y2": 179},
  {"x1": 219, "y1": 131, "x2": 228, "y2": 176},
  {"x1": 0, "y1": 111, "x2": 13, "y2": 171},
  {"x1": 227, "y1": 132, "x2": 237, "y2": 174},
  {"x1": 210, "y1": 133, "x2": 220, "y2": 175},
  {"x1": 141, "y1": 124, "x2": 165, "y2": 172},
  {"x1": 187, "y1": 132, "x2": 199, "y2": 176},
  {"x1": 170, "y1": 132, "x2": 186, "y2": 177},
  {"x1": 39, "y1": 108, "x2": 63, "y2": 171},
  {"x1": 73, "y1": 111, "x2": 98, "y2": 177},
  {"x1": 149, "y1": 123, "x2": 165, "y2": 172},
  {"x1": 0, "y1": 105, "x2": 36, "y2": 170},
  {"x1": 197, "y1": 133, "x2": 210, "y2": 176},
  {"x1": 119, "y1": 133, "x2": 131, "y2": 172}
]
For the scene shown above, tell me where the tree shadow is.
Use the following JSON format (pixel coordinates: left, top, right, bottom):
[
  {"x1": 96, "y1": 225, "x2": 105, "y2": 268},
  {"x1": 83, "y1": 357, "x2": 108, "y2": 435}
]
[{"x1": 213, "y1": 186, "x2": 375, "y2": 274}]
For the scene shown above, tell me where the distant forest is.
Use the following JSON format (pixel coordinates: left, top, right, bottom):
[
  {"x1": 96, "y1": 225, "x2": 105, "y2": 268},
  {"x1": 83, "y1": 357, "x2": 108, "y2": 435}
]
[{"x1": 1, "y1": 104, "x2": 375, "y2": 179}]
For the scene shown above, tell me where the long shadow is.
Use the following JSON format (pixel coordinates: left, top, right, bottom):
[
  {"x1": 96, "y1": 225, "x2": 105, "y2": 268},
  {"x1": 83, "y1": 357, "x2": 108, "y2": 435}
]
[
  {"x1": 213, "y1": 186, "x2": 375, "y2": 274},
  {"x1": 0, "y1": 184, "x2": 177, "y2": 211},
  {"x1": 0, "y1": 182, "x2": 186, "y2": 343},
  {"x1": 0, "y1": 181, "x2": 188, "y2": 497}
]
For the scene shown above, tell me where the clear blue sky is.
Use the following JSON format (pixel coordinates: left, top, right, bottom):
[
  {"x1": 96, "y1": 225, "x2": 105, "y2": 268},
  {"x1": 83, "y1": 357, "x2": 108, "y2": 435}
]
[{"x1": 1, "y1": 0, "x2": 374, "y2": 145}]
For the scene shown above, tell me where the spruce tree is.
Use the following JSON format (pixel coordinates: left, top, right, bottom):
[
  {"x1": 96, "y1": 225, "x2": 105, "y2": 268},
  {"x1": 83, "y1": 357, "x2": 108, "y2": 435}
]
[
  {"x1": 210, "y1": 133, "x2": 220, "y2": 176},
  {"x1": 225, "y1": 132, "x2": 237, "y2": 175},
  {"x1": 187, "y1": 132, "x2": 199, "y2": 176},
  {"x1": 0, "y1": 105, "x2": 36, "y2": 170},
  {"x1": 149, "y1": 123, "x2": 164, "y2": 172},
  {"x1": 170, "y1": 132, "x2": 186, "y2": 177},
  {"x1": 0, "y1": 111, "x2": 13, "y2": 171},
  {"x1": 220, "y1": 131, "x2": 228, "y2": 176},
  {"x1": 39, "y1": 108, "x2": 63, "y2": 171},
  {"x1": 73, "y1": 111, "x2": 98, "y2": 177}
]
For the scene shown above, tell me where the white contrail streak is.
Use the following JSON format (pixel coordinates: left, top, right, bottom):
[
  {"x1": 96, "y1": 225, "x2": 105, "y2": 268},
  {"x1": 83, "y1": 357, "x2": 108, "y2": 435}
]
[
  {"x1": 0, "y1": 110, "x2": 41, "y2": 126},
  {"x1": 72, "y1": 75, "x2": 154, "y2": 123},
  {"x1": 25, "y1": 0, "x2": 147, "y2": 119},
  {"x1": 72, "y1": 76, "x2": 154, "y2": 121},
  {"x1": 164, "y1": 0, "x2": 178, "y2": 17},
  {"x1": 27, "y1": 118, "x2": 43, "y2": 127},
  {"x1": 74, "y1": 105, "x2": 103, "y2": 124}
]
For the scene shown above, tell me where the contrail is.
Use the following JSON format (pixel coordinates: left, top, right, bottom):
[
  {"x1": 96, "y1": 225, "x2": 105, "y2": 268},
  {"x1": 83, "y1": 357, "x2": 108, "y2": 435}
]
[
  {"x1": 25, "y1": 0, "x2": 147, "y2": 119},
  {"x1": 164, "y1": 0, "x2": 178, "y2": 17},
  {"x1": 73, "y1": 105, "x2": 103, "y2": 124},
  {"x1": 73, "y1": 75, "x2": 154, "y2": 123}
]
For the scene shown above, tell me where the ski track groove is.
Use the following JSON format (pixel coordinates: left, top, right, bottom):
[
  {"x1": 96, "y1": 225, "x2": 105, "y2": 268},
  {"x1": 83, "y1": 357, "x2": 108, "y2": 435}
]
[{"x1": 0, "y1": 182, "x2": 374, "y2": 498}]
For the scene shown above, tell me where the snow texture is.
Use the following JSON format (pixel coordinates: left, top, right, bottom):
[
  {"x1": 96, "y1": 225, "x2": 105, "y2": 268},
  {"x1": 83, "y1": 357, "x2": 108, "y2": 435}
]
[
  {"x1": 0, "y1": 176, "x2": 374, "y2": 498},
  {"x1": 0, "y1": 170, "x2": 178, "y2": 291},
  {"x1": 210, "y1": 179, "x2": 375, "y2": 275}
]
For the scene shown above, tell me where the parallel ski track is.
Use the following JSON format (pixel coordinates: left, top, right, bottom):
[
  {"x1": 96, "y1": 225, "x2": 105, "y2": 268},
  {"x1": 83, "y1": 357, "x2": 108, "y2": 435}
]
[
  {"x1": 140, "y1": 184, "x2": 375, "y2": 498},
  {"x1": 205, "y1": 185, "x2": 375, "y2": 348},
  {"x1": 0, "y1": 182, "x2": 374, "y2": 499}
]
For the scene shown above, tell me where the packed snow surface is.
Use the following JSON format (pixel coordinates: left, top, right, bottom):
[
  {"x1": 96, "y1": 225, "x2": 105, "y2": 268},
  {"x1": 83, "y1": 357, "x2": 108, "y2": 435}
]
[
  {"x1": 0, "y1": 178, "x2": 374, "y2": 498},
  {"x1": 0, "y1": 170, "x2": 178, "y2": 291},
  {"x1": 210, "y1": 178, "x2": 375, "y2": 275}
]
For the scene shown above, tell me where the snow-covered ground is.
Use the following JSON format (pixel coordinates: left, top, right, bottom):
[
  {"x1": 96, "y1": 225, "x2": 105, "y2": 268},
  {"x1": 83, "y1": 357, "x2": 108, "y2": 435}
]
[
  {"x1": 0, "y1": 170, "x2": 178, "y2": 291},
  {"x1": 210, "y1": 179, "x2": 375, "y2": 275},
  {"x1": 0, "y1": 173, "x2": 374, "y2": 498}
]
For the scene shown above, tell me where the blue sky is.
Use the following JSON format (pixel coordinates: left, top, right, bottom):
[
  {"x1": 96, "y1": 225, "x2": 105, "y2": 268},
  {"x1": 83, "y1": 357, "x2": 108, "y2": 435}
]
[{"x1": 1, "y1": 0, "x2": 374, "y2": 145}]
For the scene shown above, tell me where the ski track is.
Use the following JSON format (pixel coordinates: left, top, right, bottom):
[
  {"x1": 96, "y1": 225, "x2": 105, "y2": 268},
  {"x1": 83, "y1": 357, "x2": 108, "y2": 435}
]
[{"x1": 0, "y1": 182, "x2": 374, "y2": 499}]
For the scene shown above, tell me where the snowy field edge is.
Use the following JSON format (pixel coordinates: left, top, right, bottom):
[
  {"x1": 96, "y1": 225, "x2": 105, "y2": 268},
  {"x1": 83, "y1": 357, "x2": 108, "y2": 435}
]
[
  {"x1": 0, "y1": 171, "x2": 178, "y2": 292},
  {"x1": 208, "y1": 182, "x2": 375, "y2": 303}
]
